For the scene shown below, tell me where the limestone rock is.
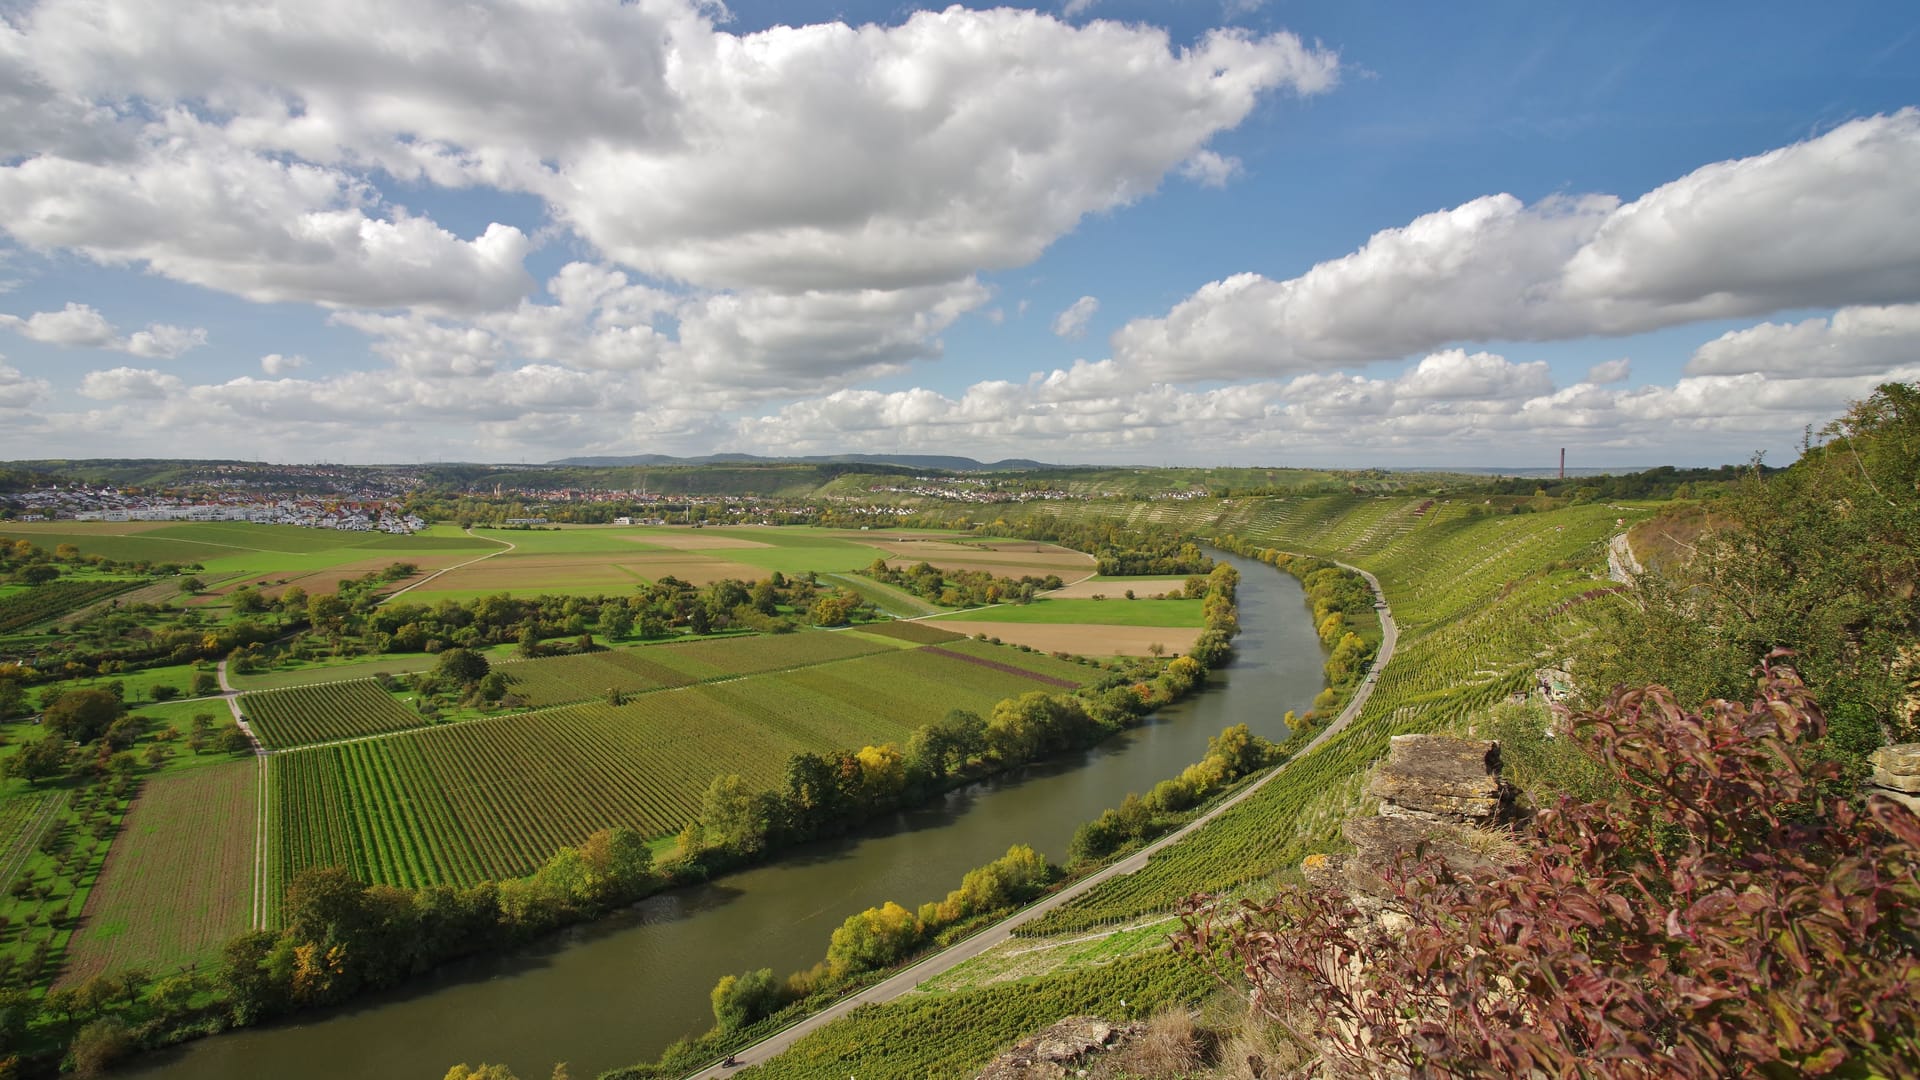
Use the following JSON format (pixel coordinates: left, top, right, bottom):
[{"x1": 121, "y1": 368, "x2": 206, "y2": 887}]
[
  {"x1": 975, "y1": 1016, "x2": 1140, "y2": 1080},
  {"x1": 1871, "y1": 743, "x2": 1920, "y2": 793},
  {"x1": 1342, "y1": 815, "x2": 1505, "y2": 898},
  {"x1": 1872, "y1": 743, "x2": 1920, "y2": 775},
  {"x1": 1369, "y1": 734, "x2": 1513, "y2": 822}
]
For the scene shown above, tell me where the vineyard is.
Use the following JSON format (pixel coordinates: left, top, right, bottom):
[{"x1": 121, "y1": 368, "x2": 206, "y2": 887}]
[
  {"x1": 0, "y1": 791, "x2": 65, "y2": 894},
  {"x1": 0, "y1": 578, "x2": 143, "y2": 634},
  {"x1": 715, "y1": 950, "x2": 1211, "y2": 1080},
  {"x1": 239, "y1": 679, "x2": 424, "y2": 748},
  {"x1": 62, "y1": 762, "x2": 256, "y2": 980},
  {"x1": 1003, "y1": 496, "x2": 1641, "y2": 935},
  {"x1": 261, "y1": 638, "x2": 1097, "y2": 917},
  {"x1": 498, "y1": 632, "x2": 898, "y2": 709}
]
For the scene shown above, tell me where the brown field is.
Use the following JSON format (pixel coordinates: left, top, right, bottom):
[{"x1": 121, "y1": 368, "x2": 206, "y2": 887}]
[
  {"x1": 883, "y1": 555, "x2": 1095, "y2": 581},
  {"x1": 626, "y1": 532, "x2": 774, "y2": 551},
  {"x1": 1043, "y1": 577, "x2": 1192, "y2": 599},
  {"x1": 422, "y1": 552, "x2": 769, "y2": 592},
  {"x1": 63, "y1": 760, "x2": 256, "y2": 982},
  {"x1": 932, "y1": 621, "x2": 1202, "y2": 657},
  {"x1": 210, "y1": 554, "x2": 474, "y2": 601}
]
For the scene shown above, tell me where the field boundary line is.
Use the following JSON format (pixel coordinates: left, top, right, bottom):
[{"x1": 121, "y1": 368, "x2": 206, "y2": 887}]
[
  {"x1": 683, "y1": 557, "x2": 1397, "y2": 1079},
  {"x1": 252, "y1": 752, "x2": 268, "y2": 929},
  {"x1": 380, "y1": 529, "x2": 517, "y2": 604},
  {"x1": 0, "y1": 790, "x2": 68, "y2": 894}
]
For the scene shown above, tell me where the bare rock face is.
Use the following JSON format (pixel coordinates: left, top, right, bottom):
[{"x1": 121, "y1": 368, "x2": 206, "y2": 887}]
[
  {"x1": 975, "y1": 1016, "x2": 1141, "y2": 1080},
  {"x1": 1369, "y1": 735, "x2": 1514, "y2": 822},
  {"x1": 1869, "y1": 743, "x2": 1920, "y2": 813}
]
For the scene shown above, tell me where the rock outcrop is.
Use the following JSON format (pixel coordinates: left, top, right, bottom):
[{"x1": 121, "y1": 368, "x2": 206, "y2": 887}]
[
  {"x1": 1305, "y1": 734, "x2": 1516, "y2": 916},
  {"x1": 974, "y1": 1016, "x2": 1143, "y2": 1080},
  {"x1": 1368, "y1": 734, "x2": 1514, "y2": 822},
  {"x1": 1870, "y1": 743, "x2": 1920, "y2": 814}
]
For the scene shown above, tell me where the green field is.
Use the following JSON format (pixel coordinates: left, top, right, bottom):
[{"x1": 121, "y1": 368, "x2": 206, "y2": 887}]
[
  {"x1": 930, "y1": 597, "x2": 1203, "y2": 627},
  {"x1": 260, "y1": 634, "x2": 1099, "y2": 915}
]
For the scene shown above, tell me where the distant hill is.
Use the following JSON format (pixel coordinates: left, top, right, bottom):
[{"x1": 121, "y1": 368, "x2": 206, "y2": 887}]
[{"x1": 546, "y1": 453, "x2": 1062, "y2": 472}]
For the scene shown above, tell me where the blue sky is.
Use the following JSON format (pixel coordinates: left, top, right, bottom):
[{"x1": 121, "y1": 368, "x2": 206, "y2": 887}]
[{"x1": 0, "y1": 1, "x2": 1916, "y2": 467}]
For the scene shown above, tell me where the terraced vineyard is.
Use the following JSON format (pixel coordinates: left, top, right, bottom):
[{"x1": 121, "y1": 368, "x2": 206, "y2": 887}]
[
  {"x1": 261, "y1": 637, "x2": 1097, "y2": 920},
  {"x1": 240, "y1": 679, "x2": 423, "y2": 747},
  {"x1": 1010, "y1": 495, "x2": 1643, "y2": 936}
]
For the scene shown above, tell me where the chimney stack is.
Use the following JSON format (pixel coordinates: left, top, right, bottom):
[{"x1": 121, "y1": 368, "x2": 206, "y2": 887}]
[{"x1": 1558, "y1": 447, "x2": 1565, "y2": 480}]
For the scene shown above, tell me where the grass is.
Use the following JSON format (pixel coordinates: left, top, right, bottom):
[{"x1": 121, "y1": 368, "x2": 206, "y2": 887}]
[{"x1": 931, "y1": 597, "x2": 1204, "y2": 627}]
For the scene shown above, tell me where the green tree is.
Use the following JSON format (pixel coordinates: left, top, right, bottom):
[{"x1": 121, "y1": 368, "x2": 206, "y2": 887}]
[
  {"x1": 699, "y1": 774, "x2": 770, "y2": 855},
  {"x1": 0, "y1": 679, "x2": 26, "y2": 721},
  {"x1": 444, "y1": 1065, "x2": 520, "y2": 1080},
  {"x1": 67, "y1": 1016, "x2": 134, "y2": 1077},
  {"x1": 435, "y1": 648, "x2": 490, "y2": 684},
  {"x1": 825, "y1": 901, "x2": 921, "y2": 978},
  {"x1": 43, "y1": 689, "x2": 123, "y2": 744},
  {"x1": 709, "y1": 966, "x2": 783, "y2": 1031},
  {"x1": 177, "y1": 575, "x2": 206, "y2": 595}
]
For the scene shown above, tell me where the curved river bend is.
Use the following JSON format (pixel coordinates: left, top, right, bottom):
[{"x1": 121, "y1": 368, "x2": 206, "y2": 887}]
[{"x1": 129, "y1": 551, "x2": 1324, "y2": 1079}]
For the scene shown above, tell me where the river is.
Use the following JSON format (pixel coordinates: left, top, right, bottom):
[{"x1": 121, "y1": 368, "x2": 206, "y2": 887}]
[{"x1": 127, "y1": 550, "x2": 1325, "y2": 1080}]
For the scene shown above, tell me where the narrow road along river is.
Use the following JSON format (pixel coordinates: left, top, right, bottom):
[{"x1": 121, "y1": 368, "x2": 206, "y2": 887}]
[{"x1": 127, "y1": 550, "x2": 1326, "y2": 1080}]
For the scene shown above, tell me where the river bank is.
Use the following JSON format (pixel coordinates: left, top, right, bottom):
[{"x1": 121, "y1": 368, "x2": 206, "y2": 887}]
[{"x1": 123, "y1": 550, "x2": 1325, "y2": 1080}]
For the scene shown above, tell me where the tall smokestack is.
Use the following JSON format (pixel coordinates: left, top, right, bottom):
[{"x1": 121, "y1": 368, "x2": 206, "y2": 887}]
[{"x1": 1559, "y1": 447, "x2": 1565, "y2": 480}]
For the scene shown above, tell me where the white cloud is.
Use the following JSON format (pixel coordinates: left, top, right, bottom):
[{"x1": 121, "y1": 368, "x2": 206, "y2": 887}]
[
  {"x1": 1586, "y1": 358, "x2": 1632, "y2": 384},
  {"x1": 1685, "y1": 304, "x2": 1920, "y2": 378},
  {"x1": 0, "y1": 116, "x2": 534, "y2": 313},
  {"x1": 125, "y1": 324, "x2": 207, "y2": 359},
  {"x1": 79, "y1": 366, "x2": 184, "y2": 400},
  {"x1": 0, "y1": 301, "x2": 208, "y2": 357},
  {"x1": 1052, "y1": 296, "x2": 1101, "y2": 340},
  {"x1": 1063, "y1": 0, "x2": 1100, "y2": 17},
  {"x1": 260, "y1": 353, "x2": 307, "y2": 375},
  {"x1": 0, "y1": 302, "x2": 115, "y2": 347},
  {"x1": 323, "y1": 263, "x2": 989, "y2": 402},
  {"x1": 1178, "y1": 149, "x2": 1243, "y2": 188},
  {"x1": 1116, "y1": 110, "x2": 1920, "y2": 379},
  {"x1": 0, "y1": 361, "x2": 51, "y2": 409},
  {"x1": 1, "y1": 1, "x2": 1336, "y2": 302}
]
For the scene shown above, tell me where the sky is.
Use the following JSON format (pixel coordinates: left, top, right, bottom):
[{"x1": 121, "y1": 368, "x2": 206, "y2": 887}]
[{"x1": 0, "y1": 1, "x2": 1916, "y2": 468}]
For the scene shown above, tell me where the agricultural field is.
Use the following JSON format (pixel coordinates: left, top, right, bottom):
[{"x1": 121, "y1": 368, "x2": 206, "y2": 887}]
[
  {"x1": 61, "y1": 760, "x2": 256, "y2": 981},
  {"x1": 402, "y1": 525, "x2": 1093, "y2": 601},
  {"x1": 0, "y1": 577, "x2": 145, "y2": 634},
  {"x1": 240, "y1": 680, "x2": 423, "y2": 748},
  {"x1": 262, "y1": 636, "x2": 1099, "y2": 912},
  {"x1": 1041, "y1": 576, "x2": 1191, "y2": 600},
  {"x1": 931, "y1": 597, "x2": 1204, "y2": 627},
  {"x1": 931, "y1": 623, "x2": 1202, "y2": 658}
]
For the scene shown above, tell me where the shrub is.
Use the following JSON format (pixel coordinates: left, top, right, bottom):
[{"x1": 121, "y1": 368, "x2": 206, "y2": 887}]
[{"x1": 1178, "y1": 659, "x2": 1920, "y2": 1079}]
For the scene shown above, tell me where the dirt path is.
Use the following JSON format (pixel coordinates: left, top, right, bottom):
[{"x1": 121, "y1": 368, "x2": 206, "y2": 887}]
[
  {"x1": 380, "y1": 529, "x2": 517, "y2": 603},
  {"x1": 684, "y1": 560, "x2": 1397, "y2": 1078}
]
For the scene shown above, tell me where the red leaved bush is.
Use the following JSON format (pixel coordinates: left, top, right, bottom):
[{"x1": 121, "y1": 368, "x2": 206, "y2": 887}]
[{"x1": 1177, "y1": 658, "x2": 1920, "y2": 1078}]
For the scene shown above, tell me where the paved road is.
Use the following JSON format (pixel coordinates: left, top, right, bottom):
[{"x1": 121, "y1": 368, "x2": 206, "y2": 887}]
[{"x1": 686, "y1": 558, "x2": 1397, "y2": 1078}]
